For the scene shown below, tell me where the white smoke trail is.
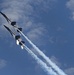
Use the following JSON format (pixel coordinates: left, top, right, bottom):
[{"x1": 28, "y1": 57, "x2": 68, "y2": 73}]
[
  {"x1": 24, "y1": 45, "x2": 58, "y2": 75},
  {"x1": 18, "y1": 30, "x2": 67, "y2": 75},
  {"x1": 0, "y1": 0, "x2": 66, "y2": 75}
]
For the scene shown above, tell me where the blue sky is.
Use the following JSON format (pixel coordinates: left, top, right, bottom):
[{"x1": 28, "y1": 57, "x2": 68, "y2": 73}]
[{"x1": 0, "y1": 0, "x2": 74, "y2": 75}]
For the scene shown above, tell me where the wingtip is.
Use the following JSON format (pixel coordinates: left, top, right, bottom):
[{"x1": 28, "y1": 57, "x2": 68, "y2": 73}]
[
  {"x1": 3, "y1": 25, "x2": 7, "y2": 28},
  {"x1": 0, "y1": 11, "x2": 3, "y2": 14}
]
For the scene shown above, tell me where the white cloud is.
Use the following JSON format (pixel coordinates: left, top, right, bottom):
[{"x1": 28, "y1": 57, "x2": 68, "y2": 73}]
[
  {"x1": 0, "y1": 59, "x2": 7, "y2": 69},
  {"x1": 65, "y1": 67, "x2": 74, "y2": 75},
  {"x1": 50, "y1": 56, "x2": 62, "y2": 67},
  {"x1": 66, "y1": 0, "x2": 74, "y2": 11},
  {"x1": 0, "y1": 0, "x2": 57, "y2": 26},
  {"x1": 31, "y1": 0, "x2": 57, "y2": 12},
  {"x1": 27, "y1": 26, "x2": 45, "y2": 40},
  {"x1": 50, "y1": 56, "x2": 74, "y2": 75},
  {"x1": 0, "y1": 0, "x2": 57, "y2": 43},
  {"x1": 66, "y1": 0, "x2": 74, "y2": 20}
]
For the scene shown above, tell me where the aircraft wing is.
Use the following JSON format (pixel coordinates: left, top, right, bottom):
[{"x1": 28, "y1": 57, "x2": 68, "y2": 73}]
[
  {"x1": 4, "y1": 25, "x2": 25, "y2": 49},
  {"x1": 0, "y1": 12, "x2": 23, "y2": 34},
  {"x1": 0, "y1": 11, "x2": 11, "y2": 23},
  {"x1": 4, "y1": 25, "x2": 14, "y2": 36}
]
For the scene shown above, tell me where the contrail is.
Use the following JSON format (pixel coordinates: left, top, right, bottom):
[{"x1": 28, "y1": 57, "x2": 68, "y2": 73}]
[
  {"x1": 1, "y1": 0, "x2": 66, "y2": 75},
  {"x1": 18, "y1": 30, "x2": 67, "y2": 75},
  {"x1": 24, "y1": 45, "x2": 58, "y2": 75}
]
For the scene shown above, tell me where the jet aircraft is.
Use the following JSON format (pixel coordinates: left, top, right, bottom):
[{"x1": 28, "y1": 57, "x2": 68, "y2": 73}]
[
  {"x1": 0, "y1": 11, "x2": 22, "y2": 32},
  {"x1": 4, "y1": 25, "x2": 25, "y2": 49}
]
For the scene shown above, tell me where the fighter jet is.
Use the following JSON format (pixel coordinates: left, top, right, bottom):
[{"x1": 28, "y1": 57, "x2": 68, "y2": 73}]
[
  {"x1": 0, "y1": 11, "x2": 22, "y2": 32},
  {"x1": 4, "y1": 25, "x2": 25, "y2": 49}
]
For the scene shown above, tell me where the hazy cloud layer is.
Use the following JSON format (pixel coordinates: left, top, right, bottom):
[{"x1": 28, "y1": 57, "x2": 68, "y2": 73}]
[
  {"x1": 0, "y1": 0, "x2": 57, "y2": 41},
  {"x1": 0, "y1": 0, "x2": 57, "y2": 24},
  {"x1": 50, "y1": 56, "x2": 74, "y2": 75},
  {"x1": 66, "y1": 0, "x2": 74, "y2": 20},
  {"x1": 0, "y1": 59, "x2": 7, "y2": 69},
  {"x1": 65, "y1": 67, "x2": 74, "y2": 75},
  {"x1": 50, "y1": 56, "x2": 62, "y2": 67}
]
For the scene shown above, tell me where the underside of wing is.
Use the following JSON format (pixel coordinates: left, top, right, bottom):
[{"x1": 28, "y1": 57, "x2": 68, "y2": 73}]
[
  {"x1": 4, "y1": 25, "x2": 14, "y2": 36},
  {"x1": 0, "y1": 11, "x2": 11, "y2": 23}
]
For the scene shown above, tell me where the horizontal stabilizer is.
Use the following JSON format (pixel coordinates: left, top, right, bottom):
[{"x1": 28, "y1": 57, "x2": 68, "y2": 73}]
[
  {"x1": 17, "y1": 28, "x2": 22, "y2": 32},
  {"x1": 11, "y1": 21, "x2": 16, "y2": 26},
  {"x1": 15, "y1": 35, "x2": 20, "y2": 40}
]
